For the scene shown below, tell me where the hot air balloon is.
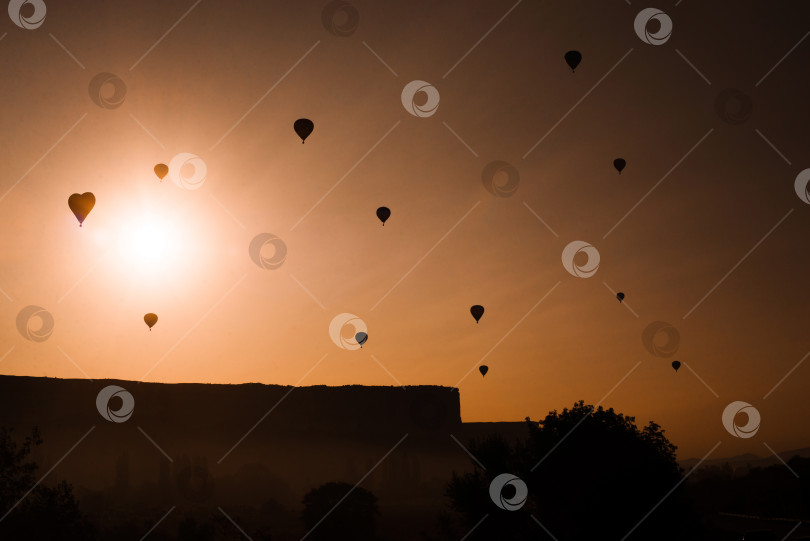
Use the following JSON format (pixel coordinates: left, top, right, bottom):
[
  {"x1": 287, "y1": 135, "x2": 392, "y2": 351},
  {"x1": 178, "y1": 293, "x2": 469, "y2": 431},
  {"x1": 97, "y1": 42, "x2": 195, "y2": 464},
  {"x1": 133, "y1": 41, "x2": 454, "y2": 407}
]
[
  {"x1": 564, "y1": 50, "x2": 582, "y2": 72},
  {"x1": 671, "y1": 360, "x2": 681, "y2": 373},
  {"x1": 294, "y1": 119, "x2": 314, "y2": 143},
  {"x1": 376, "y1": 207, "x2": 391, "y2": 226},
  {"x1": 479, "y1": 365, "x2": 488, "y2": 377},
  {"x1": 154, "y1": 163, "x2": 168, "y2": 181},
  {"x1": 613, "y1": 158, "x2": 626, "y2": 174},
  {"x1": 68, "y1": 192, "x2": 95, "y2": 227},
  {"x1": 355, "y1": 332, "x2": 368, "y2": 348},
  {"x1": 470, "y1": 305, "x2": 484, "y2": 323},
  {"x1": 617, "y1": 292, "x2": 625, "y2": 303},
  {"x1": 144, "y1": 313, "x2": 158, "y2": 331}
]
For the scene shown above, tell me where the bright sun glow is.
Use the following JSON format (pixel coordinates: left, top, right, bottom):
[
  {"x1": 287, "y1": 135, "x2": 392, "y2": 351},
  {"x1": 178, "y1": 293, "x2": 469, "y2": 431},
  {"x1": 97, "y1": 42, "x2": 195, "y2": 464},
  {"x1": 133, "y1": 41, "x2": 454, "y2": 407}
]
[{"x1": 116, "y1": 214, "x2": 182, "y2": 273}]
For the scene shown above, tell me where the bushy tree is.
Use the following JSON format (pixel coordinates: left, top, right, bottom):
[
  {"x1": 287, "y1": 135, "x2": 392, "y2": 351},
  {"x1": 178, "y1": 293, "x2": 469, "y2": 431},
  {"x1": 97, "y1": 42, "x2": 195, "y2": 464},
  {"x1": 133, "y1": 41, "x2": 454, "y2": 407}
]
[
  {"x1": 0, "y1": 426, "x2": 95, "y2": 539},
  {"x1": 446, "y1": 401, "x2": 698, "y2": 540}
]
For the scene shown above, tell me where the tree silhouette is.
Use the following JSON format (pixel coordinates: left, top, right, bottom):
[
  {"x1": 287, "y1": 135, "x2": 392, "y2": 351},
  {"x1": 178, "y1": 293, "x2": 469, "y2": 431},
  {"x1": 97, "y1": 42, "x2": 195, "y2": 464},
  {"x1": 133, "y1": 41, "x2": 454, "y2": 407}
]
[
  {"x1": 446, "y1": 401, "x2": 698, "y2": 540},
  {"x1": 0, "y1": 426, "x2": 95, "y2": 539},
  {"x1": 301, "y1": 481, "x2": 379, "y2": 540}
]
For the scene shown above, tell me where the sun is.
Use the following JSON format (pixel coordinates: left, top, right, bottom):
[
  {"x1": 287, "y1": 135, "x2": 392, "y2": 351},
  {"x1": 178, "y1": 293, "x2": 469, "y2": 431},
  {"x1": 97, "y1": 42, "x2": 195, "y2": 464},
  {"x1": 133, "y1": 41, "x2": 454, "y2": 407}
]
[{"x1": 116, "y1": 213, "x2": 182, "y2": 273}]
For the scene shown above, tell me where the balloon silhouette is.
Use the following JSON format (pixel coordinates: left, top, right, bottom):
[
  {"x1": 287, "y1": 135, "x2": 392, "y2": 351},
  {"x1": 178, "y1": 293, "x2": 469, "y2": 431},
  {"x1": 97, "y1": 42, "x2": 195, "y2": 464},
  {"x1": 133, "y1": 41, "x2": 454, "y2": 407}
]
[
  {"x1": 68, "y1": 192, "x2": 96, "y2": 227},
  {"x1": 376, "y1": 206, "x2": 391, "y2": 226},
  {"x1": 294, "y1": 119, "x2": 314, "y2": 143},
  {"x1": 470, "y1": 305, "x2": 484, "y2": 324},
  {"x1": 671, "y1": 360, "x2": 681, "y2": 373},
  {"x1": 564, "y1": 50, "x2": 582, "y2": 72},
  {"x1": 613, "y1": 158, "x2": 626, "y2": 174},
  {"x1": 617, "y1": 292, "x2": 625, "y2": 303},
  {"x1": 479, "y1": 365, "x2": 488, "y2": 377},
  {"x1": 144, "y1": 313, "x2": 158, "y2": 331},
  {"x1": 154, "y1": 163, "x2": 168, "y2": 181},
  {"x1": 355, "y1": 331, "x2": 368, "y2": 348}
]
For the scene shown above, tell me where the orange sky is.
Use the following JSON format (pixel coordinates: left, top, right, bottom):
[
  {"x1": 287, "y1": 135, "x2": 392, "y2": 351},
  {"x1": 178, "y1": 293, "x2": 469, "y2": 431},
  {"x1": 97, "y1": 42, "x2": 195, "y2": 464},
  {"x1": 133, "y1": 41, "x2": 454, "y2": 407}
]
[{"x1": 1, "y1": 0, "x2": 809, "y2": 459}]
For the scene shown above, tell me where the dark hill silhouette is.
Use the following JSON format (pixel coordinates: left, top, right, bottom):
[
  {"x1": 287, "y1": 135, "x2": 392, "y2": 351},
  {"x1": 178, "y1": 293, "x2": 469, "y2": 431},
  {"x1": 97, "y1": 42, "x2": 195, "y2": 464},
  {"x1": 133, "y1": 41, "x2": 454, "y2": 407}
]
[
  {"x1": 0, "y1": 375, "x2": 488, "y2": 539},
  {"x1": 681, "y1": 447, "x2": 810, "y2": 477},
  {"x1": 5, "y1": 375, "x2": 806, "y2": 540},
  {"x1": 0, "y1": 374, "x2": 525, "y2": 538},
  {"x1": 686, "y1": 456, "x2": 810, "y2": 539}
]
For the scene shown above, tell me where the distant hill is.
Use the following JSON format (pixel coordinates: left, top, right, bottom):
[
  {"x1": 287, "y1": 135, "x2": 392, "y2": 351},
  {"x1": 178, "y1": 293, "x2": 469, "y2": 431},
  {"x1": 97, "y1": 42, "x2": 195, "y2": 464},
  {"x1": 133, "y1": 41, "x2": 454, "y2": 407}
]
[
  {"x1": 0, "y1": 374, "x2": 525, "y2": 509},
  {"x1": 4, "y1": 375, "x2": 806, "y2": 540},
  {"x1": 679, "y1": 447, "x2": 810, "y2": 474}
]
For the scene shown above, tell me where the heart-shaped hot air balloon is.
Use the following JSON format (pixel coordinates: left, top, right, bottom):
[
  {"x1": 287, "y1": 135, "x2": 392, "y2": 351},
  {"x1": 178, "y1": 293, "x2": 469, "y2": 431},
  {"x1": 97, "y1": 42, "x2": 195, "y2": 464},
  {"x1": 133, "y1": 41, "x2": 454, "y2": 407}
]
[{"x1": 68, "y1": 192, "x2": 96, "y2": 227}]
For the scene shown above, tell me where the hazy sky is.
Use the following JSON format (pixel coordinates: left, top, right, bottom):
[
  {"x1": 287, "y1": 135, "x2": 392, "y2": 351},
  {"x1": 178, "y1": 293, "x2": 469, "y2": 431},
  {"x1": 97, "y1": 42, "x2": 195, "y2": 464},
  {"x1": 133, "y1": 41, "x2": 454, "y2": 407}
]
[{"x1": 1, "y1": 0, "x2": 809, "y2": 459}]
